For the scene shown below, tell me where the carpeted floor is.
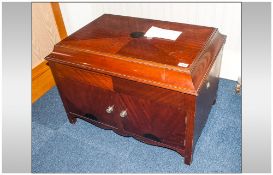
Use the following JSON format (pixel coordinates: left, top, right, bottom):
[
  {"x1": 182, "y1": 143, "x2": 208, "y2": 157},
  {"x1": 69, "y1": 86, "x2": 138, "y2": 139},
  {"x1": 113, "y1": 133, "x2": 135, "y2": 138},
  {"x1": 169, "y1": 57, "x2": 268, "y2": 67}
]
[{"x1": 32, "y1": 78, "x2": 241, "y2": 173}]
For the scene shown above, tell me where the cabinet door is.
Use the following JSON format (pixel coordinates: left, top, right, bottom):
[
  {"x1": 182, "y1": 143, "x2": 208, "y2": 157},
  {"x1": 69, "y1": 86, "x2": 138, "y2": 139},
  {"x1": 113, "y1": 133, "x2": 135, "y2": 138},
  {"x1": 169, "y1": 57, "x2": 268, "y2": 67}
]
[
  {"x1": 58, "y1": 77, "x2": 122, "y2": 128},
  {"x1": 118, "y1": 94, "x2": 187, "y2": 148}
]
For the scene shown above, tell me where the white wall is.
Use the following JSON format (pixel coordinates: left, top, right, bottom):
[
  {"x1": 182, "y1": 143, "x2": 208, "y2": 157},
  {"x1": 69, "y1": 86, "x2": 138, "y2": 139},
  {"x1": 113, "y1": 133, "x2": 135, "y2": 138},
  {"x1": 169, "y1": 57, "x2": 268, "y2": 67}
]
[{"x1": 60, "y1": 3, "x2": 241, "y2": 81}]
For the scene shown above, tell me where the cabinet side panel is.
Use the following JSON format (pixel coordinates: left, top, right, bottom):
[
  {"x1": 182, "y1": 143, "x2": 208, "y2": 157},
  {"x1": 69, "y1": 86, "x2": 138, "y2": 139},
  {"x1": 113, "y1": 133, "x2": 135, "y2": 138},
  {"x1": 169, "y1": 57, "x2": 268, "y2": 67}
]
[
  {"x1": 48, "y1": 62, "x2": 69, "y2": 112},
  {"x1": 47, "y1": 61, "x2": 79, "y2": 123},
  {"x1": 193, "y1": 48, "x2": 223, "y2": 149},
  {"x1": 190, "y1": 31, "x2": 226, "y2": 91}
]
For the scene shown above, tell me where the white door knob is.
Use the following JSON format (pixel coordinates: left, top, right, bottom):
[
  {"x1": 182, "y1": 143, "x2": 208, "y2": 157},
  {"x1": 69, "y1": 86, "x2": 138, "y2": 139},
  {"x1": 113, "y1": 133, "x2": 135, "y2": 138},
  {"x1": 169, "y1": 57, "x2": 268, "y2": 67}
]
[
  {"x1": 120, "y1": 110, "x2": 127, "y2": 118},
  {"x1": 106, "y1": 105, "x2": 114, "y2": 114}
]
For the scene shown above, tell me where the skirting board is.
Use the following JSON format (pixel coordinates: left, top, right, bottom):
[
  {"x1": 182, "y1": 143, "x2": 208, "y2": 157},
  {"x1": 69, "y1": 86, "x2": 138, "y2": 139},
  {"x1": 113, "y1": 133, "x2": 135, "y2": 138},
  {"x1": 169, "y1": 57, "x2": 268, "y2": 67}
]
[
  {"x1": 32, "y1": 61, "x2": 56, "y2": 103},
  {"x1": 32, "y1": 3, "x2": 67, "y2": 103}
]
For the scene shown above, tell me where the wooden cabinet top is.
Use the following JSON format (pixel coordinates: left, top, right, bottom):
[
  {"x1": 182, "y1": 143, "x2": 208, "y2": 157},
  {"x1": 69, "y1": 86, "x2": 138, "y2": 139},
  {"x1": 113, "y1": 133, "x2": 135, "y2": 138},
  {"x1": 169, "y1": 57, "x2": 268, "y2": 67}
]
[{"x1": 46, "y1": 14, "x2": 226, "y2": 95}]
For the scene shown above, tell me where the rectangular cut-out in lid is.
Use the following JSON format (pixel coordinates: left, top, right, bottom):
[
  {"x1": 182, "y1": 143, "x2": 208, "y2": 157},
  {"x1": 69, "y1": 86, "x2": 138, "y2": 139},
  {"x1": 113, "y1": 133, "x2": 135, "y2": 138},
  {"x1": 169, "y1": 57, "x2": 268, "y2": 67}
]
[{"x1": 144, "y1": 26, "x2": 182, "y2": 41}]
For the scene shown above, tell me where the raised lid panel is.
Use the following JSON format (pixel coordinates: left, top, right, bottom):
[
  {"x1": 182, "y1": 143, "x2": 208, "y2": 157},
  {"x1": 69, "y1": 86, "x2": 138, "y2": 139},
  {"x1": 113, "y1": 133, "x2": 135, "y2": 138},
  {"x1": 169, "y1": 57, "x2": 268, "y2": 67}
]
[
  {"x1": 46, "y1": 14, "x2": 226, "y2": 95},
  {"x1": 56, "y1": 14, "x2": 216, "y2": 68}
]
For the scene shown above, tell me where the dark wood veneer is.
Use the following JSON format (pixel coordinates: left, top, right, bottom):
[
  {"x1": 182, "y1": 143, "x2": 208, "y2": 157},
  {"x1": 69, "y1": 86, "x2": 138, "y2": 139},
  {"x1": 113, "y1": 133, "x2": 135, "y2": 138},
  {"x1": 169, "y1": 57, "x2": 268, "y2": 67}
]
[{"x1": 46, "y1": 14, "x2": 226, "y2": 165}]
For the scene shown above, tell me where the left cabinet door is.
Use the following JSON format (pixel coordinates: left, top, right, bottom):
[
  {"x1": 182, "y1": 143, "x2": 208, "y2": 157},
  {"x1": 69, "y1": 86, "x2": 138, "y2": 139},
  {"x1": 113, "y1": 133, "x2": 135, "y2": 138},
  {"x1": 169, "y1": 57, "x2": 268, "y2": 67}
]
[
  {"x1": 52, "y1": 63, "x2": 122, "y2": 129},
  {"x1": 58, "y1": 77, "x2": 122, "y2": 128}
]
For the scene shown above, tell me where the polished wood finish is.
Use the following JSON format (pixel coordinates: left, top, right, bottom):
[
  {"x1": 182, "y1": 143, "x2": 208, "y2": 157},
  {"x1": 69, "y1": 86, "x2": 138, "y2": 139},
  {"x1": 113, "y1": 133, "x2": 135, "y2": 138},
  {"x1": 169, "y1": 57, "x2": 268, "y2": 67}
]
[
  {"x1": 112, "y1": 77, "x2": 194, "y2": 108},
  {"x1": 53, "y1": 63, "x2": 114, "y2": 91},
  {"x1": 46, "y1": 14, "x2": 226, "y2": 95},
  {"x1": 46, "y1": 14, "x2": 226, "y2": 165},
  {"x1": 32, "y1": 61, "x2": 55, "y2": 103},
  {"x1": 193, "y1": 48, "x2": 223, "y2": 149}
]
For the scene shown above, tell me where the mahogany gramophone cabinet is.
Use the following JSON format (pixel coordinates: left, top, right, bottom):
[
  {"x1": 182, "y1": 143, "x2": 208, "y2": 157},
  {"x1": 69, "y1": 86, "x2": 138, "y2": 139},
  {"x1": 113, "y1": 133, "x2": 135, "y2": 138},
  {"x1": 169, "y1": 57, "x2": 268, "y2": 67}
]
[{"x1": 45, "y1": 14, "x2": 226, "y2": 165}]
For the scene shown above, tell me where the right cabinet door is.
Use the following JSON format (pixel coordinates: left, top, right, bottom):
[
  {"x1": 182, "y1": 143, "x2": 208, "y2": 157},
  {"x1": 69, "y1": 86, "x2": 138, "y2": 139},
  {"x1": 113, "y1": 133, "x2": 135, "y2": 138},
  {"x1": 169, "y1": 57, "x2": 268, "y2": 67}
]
[{"x1": 118, "y1": 93, "x2": 187, "y2": 148}]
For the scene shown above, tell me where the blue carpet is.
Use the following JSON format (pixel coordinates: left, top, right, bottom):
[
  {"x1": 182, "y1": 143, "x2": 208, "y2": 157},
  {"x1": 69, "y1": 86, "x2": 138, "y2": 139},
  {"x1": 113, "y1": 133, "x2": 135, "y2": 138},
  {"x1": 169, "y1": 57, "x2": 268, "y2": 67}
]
[{"x1": 32, "y1": 78, "x2": 241, "y2": 173}]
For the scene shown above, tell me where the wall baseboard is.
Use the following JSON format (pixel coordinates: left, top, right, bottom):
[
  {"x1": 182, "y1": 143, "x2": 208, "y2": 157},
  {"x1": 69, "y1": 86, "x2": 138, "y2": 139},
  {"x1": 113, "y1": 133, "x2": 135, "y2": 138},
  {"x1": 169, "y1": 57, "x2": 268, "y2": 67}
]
[
  {"x1": 32, "y1": 2, "x2": 67, "y2": 103},
  {"x1": 32, "y1": 61, "x2": 55, "y2": 103}
]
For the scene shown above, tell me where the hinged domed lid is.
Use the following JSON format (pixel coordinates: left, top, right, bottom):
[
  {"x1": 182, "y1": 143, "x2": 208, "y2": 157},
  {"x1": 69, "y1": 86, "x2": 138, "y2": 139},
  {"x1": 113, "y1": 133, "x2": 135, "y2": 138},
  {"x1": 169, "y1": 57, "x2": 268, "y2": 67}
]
[{"x1": 46, "y1": 14, "x2": 226, "y2": 95}]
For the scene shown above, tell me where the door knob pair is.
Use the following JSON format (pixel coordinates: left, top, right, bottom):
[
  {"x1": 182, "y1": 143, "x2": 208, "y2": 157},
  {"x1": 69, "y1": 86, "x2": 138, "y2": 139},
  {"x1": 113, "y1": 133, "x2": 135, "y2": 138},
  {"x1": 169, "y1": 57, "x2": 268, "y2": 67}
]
[{"x1": 106, "y1": 105, "x2": 127, "y2": 118}]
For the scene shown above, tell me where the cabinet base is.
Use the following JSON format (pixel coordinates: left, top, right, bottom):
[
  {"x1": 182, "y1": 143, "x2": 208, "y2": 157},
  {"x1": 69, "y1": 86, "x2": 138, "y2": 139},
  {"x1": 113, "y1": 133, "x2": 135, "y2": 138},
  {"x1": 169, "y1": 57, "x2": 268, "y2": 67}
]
[{"x1": 68, "y1": 112, "x2": 191, "y2": 165}]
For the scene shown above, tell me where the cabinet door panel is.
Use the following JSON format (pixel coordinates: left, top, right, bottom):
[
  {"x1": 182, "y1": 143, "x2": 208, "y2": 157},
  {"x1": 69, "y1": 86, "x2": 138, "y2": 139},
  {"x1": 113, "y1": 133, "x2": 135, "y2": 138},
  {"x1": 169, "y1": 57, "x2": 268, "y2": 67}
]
[
  {"x1": 58, "y1": 77, "x2": 122, "y2": 128},
  {"x1": 119, "y1": 94, "x2": 186, "y2": 148}
]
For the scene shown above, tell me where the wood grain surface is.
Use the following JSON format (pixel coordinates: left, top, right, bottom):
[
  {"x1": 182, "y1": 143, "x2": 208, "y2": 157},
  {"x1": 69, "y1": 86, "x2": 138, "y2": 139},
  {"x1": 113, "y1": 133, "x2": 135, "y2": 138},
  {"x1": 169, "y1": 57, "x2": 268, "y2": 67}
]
[
  {"x1": 46, "y1": 14, "x2": 226, "y2": 165},
  {"x1": 46, "y1": 14, "x2": 226, "y2": 95}
]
